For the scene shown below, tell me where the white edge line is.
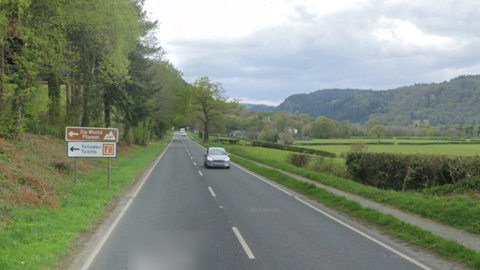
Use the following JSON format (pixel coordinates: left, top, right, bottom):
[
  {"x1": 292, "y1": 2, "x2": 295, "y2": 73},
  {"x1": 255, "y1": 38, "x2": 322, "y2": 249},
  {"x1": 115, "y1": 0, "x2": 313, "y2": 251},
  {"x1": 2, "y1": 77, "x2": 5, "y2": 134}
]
[
  {"x1": 232, "y1": 227, "x2": 255, "y2": 259},
  {"x1": 80, "y1": 140, "x2": 173, "y2": 270},
  {"x1": 208, "y1": 187, "x2": 216, "y2": 197},
  {"x1": 199, "y1": 171, "x2": 203, "y2": 176},
  {"x1": 294, "y1": 197, "x2": 432, "y2": 270},
  {"x1": 234, "y1": 164, "x2": 292, "y2": 196}
]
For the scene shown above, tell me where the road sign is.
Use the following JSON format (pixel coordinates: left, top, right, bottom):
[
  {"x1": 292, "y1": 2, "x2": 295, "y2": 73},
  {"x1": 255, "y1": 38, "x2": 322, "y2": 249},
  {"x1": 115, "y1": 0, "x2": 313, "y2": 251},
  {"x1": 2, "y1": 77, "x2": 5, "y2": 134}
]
[
  {"x1": 66, "y1": 127, "x2": 119, "y2": 142},
  {"x1": 67, "y1": 142, "x2": 117, "y2": 158}
]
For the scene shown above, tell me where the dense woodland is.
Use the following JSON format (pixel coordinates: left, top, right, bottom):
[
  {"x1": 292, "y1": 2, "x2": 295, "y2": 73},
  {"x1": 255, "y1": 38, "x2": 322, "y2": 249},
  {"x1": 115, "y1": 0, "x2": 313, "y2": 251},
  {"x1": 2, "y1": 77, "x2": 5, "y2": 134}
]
[
  {"x1": 273, "y1": 75, "x2": 480, "y2": 126},
  {"x1": 0, "y1": 0, "x2": 190, "y2": 144}
]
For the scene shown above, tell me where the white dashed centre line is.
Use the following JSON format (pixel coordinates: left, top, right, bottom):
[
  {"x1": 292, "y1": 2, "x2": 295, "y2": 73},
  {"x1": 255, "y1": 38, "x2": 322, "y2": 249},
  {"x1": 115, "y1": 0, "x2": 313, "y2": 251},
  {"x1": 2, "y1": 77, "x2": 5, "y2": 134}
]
[
  {"x1": 193, "y1": 162, "x2": 197, "y2": 166},
  {"x1": 198, "y1": 171, "x2": 203, "y2": 176},
  {"x1": 208, "y1": 187, "x2": 216, "y2": 197},
  {"x1": 232, "y1": 227, "x2": 255, "y2": 259}
]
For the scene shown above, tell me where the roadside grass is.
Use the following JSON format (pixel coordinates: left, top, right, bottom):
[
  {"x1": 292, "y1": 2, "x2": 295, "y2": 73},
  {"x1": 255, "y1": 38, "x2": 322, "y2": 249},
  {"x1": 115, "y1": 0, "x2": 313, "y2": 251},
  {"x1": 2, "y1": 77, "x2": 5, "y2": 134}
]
[
  {"x1": 202, "y1": 142, "x2": 480, "y2": 237},
  {"x1": 0, "y1": 134, "x2": 171, "y2": 270},
  {"x1": 231, "y1": 157, "x2": 480, "y2": 269}
]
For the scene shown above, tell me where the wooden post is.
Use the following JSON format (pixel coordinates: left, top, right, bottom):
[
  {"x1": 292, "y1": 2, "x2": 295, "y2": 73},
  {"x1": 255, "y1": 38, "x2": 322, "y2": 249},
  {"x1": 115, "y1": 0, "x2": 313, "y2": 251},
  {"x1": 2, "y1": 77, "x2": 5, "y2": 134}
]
[
  {"x1": 74, "y1": 158, "x2": 78, "y2": 185},
  {"x1": 108, "y1": 158, "x2": 111, "y2": 189}
]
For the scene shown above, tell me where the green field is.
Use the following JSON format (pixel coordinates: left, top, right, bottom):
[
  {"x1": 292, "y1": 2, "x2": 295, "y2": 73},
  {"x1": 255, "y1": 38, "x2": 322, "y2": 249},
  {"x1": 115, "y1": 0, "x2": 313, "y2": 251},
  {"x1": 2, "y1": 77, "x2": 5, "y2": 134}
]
[
  {"x1": 298, "y1": 144, "x2": 480, "y2": 156},
  {"x1": 293, "y1": 138, "x2": 468, "y2": 144}
]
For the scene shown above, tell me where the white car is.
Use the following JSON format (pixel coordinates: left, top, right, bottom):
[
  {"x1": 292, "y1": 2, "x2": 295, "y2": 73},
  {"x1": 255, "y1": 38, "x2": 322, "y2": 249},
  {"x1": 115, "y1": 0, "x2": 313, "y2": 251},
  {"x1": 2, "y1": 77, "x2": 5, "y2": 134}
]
[{"x1": 204, "y1": 147, "x2": 230, "y2": 169}]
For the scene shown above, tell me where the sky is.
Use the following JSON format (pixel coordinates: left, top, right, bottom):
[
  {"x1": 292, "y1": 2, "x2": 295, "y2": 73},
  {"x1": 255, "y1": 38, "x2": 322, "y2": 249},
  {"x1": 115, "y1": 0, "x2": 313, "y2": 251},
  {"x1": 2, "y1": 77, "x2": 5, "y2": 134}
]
[{"x1": 144, "y1": 0, "x2": 480, "y2": 106}]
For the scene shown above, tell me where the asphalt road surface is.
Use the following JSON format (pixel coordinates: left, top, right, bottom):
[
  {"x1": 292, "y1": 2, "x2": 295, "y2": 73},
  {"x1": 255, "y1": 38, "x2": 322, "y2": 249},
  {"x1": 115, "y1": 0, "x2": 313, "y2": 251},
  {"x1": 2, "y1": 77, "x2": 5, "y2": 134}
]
[{"x1": 79, "y1": 132, "x2": 451, "y2": 270}]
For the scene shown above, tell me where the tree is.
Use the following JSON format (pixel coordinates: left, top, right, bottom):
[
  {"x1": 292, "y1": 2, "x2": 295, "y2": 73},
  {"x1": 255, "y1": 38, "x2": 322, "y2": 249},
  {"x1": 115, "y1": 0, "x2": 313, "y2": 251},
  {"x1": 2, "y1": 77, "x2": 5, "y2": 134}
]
[
  {"x1": 364, "y1": 119, "x2": 380, "y2": 135},
  {"x1": 189, "y1": 77, "x2": 237, "y2": 142},
  {"x1": 337, "y1": 121, "x2": 352, "y2": 138},
  {"x1": 311, "y1": 116, "x2": 337, "y2": 138},
  {"x1": 370, "y1": 125, "x2": 386, "y2": 142},
  {"x1": 278, "y1": 130, "x2": 293, "y2": 145}
]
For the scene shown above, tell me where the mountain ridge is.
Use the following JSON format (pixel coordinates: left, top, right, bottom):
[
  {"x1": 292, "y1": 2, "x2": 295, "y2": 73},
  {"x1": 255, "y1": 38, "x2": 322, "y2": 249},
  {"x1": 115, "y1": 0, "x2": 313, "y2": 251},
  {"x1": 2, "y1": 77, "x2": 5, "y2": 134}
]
[{"x1": 271, "y1": 75, "x2": 480, "y2": 125}]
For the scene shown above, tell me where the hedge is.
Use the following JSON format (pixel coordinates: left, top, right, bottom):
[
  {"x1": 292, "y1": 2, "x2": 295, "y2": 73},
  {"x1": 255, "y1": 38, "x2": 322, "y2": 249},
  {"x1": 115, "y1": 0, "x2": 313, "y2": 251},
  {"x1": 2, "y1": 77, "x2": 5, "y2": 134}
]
[
  {"x1": 395, "y1": 137, "x2": 467, "y2": 141},
  {"x1": 212, "y1": 138, "x2": 239, "y2": 144},
  {"x1": 296, "y1": 142, "x2": 394, "y2": 146},
  {"x1": 251, "y1": 141, "x2": 337, "y2": 158},
  {"x1": 398, "y1": 142, "x2": 480, "y2": 145},
  {"x1": 345, "y1": 152, "x2": 480, "y2": 191}
]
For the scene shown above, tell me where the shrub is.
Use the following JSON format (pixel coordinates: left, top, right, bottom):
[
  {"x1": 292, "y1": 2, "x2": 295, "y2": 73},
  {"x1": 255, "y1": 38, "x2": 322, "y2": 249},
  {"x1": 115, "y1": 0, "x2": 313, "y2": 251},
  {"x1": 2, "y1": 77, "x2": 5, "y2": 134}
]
[
  {"x1": 308, "y1": 156, "x2": 350, "y2": 179},
  {"x1": 213, "y1": 138, "x2": 239, "y2": 144},
  {"x1": 199, "y1": 130, "x2": 204, "y2": 139},
  {"x1": 350, "y1": 142, "x2": 368, "y2": 152},
  {"x1": 346, "y1": 152, "x2": 480, "y2": 191},
  {"x1": 251, "y1": 141, "x2": 336, "y2": 158},
  {"x1": 285, "y1": 153, "x2": 311, "y2": 167}
]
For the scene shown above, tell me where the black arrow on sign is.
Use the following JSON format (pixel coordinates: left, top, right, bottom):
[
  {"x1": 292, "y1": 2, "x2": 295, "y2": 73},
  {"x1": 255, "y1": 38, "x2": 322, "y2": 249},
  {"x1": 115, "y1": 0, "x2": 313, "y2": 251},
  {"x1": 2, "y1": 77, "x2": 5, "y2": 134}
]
[{"x1": 70, "y1": 146, "x2": 80, "y2": 152}]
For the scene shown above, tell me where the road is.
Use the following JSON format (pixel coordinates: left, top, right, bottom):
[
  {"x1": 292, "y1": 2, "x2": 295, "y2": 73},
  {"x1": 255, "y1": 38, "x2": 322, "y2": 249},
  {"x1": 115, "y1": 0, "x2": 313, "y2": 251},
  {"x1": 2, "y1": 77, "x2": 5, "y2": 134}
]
[{"x1": 78, "y1": 132, "x2": 449, "y2": 270}]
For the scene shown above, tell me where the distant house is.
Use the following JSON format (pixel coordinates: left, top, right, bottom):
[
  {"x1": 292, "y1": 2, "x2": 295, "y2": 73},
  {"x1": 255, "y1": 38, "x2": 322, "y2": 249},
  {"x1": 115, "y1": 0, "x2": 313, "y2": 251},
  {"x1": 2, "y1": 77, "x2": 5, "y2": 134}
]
[
  {"x1": 287, "y1": 127, "x2": 298, "y2": 135},
  {"x1": 230, "y1": 130, "x2": 245, "y2": 138}
]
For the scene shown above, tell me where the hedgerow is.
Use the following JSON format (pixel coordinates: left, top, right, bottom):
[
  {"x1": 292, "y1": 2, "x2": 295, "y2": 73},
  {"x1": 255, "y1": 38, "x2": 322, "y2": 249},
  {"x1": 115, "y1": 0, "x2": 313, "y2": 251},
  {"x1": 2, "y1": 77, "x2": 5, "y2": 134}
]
[{"x1": 346, "y1": 152, "x2": 480, "y2": 191}]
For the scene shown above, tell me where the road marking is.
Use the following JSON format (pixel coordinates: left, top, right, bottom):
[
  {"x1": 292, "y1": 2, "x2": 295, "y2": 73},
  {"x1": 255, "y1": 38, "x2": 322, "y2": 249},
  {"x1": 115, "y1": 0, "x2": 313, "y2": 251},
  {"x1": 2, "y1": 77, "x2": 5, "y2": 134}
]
[
  {"x1": 234, "y1": 165, "x2": 293, "y2": 196},
  {"x1": 294, "y1": 197, "x2": 432, "y2": 270},
  {"x1": 208, "y1": 187, "x2": 216, "y2": 197},
  {"x1": 232, "y1": 227, "x2": 255, "y2": 259},
  {"x1": 193, "y1": 162, "x2": 197, "y2": 166},
  {"x1": 199, "y1": 171, "x2": 203, "y2": 176},
  {"x1": 190, "y1": 157, "x2": 193, "y2": 160},
  {"x1": 80, "y1": 139, "x2": 173, "y2": 270}
]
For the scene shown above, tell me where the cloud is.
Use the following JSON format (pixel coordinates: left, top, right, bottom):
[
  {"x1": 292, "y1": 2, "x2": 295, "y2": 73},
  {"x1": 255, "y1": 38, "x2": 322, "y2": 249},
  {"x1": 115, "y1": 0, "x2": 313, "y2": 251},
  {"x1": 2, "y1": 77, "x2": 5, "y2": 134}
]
[{"x1": 154, "y1": 0, "x2": 480, "y2": 104}]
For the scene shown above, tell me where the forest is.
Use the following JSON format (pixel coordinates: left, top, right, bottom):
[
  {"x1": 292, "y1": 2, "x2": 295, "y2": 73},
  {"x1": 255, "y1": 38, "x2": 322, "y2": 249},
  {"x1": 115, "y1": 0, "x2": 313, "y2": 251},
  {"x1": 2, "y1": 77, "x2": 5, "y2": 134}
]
[
  {"x1": 0, "y1": 0, "x2": 189, "y2": 144},
  {"x1": 273, "y1": 75, "x2": 480, "y2": 126}
]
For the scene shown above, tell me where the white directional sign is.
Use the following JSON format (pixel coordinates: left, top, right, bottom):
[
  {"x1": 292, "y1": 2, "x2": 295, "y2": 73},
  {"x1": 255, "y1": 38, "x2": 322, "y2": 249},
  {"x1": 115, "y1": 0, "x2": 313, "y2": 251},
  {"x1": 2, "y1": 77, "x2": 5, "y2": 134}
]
[{"x1": 67, "y1": 142, "x2": 117, "y2": 158}]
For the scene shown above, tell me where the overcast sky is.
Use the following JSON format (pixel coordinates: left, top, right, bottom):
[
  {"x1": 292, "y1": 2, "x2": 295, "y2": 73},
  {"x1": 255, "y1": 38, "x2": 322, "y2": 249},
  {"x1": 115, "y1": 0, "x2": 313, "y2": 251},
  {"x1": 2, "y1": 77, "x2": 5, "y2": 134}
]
[{"x1": 144, "y1": 0, "x2": 480, "y2": 106}]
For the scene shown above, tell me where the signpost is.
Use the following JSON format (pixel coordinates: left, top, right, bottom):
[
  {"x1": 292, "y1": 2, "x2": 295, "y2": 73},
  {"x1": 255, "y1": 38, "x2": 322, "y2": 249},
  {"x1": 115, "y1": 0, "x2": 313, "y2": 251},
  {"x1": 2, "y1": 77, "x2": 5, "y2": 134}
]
[{"x1": 66, "y1": 127, "x2": 119, "y2": 188}]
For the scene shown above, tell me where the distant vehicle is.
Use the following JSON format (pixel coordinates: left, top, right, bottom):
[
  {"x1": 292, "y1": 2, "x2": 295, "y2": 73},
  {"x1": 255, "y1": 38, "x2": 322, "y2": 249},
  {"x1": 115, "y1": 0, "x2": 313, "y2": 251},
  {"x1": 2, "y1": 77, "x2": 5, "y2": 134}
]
[
  {"x1": 180, "y1": 128, "x2": 185, "y2": 133},
  {"x1": 204, "y1": 147, "x2": 230, "y2": 169},
  {"x1": 182, "y1": 132, "x2": 187, "y2": 136}
]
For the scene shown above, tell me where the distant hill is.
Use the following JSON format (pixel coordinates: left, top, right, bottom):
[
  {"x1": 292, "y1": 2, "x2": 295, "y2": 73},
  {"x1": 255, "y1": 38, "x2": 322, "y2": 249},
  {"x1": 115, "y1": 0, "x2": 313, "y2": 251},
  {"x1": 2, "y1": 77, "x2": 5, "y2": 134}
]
[
  {"x1": 273, "y1": 75, "x2": 480, "y2": 125},
  {"x1": 241, "y1": 103, "x2": 275, "y2": 112}
]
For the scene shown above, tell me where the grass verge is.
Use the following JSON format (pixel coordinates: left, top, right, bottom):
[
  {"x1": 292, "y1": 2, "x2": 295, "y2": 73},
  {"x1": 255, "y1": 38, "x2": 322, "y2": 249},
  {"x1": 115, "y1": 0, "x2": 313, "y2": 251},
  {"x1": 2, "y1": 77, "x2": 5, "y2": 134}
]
[
  {"x1": 0, "y1": 136, "x2": 171, "y2": 270},
  {"x1": 231, "y1": 156, "x2": 480, "y2": 269}
]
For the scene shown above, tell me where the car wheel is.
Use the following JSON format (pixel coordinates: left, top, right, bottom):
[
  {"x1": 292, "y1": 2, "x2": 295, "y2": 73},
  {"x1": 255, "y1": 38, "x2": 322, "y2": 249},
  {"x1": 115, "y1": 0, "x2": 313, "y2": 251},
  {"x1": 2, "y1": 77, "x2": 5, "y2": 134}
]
[{"x1": 226, "y1": 166, "x2": 230, "y2": 169}]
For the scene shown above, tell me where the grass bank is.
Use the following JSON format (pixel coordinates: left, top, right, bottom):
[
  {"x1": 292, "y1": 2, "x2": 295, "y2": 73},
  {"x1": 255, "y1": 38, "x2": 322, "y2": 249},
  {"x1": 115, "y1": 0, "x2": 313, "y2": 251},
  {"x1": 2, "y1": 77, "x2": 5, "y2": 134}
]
[
  {"x1": 0, "y1": 133, "x2": 171, "y2": 270},
  {"x1": 231, "y1": 156, "x2": 480, "y2": 269}
]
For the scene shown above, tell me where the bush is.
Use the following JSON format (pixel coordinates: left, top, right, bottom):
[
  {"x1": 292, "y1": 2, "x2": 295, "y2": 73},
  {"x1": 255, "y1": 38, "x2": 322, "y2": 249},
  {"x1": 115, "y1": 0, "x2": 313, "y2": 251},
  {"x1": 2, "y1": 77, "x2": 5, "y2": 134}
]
[
  {"x1": 346, "y1": 152, "x2": 480, "y2": 191},
  {"x1": 285, "y1": 153, "x2": 311, "y2": 168},
  {"x1": 350, "y1": 142, "x2": 368, "y2": 152},
  {"x1": 251, "y1": 141, "x2": 337, "y2": 158},
  {"x1": 199, "y1": 130, "x2": 204, "y2": 139},
  {"x1": 308, "y1": 156, "x2": 350, "y2": 179},
  {"x1": 422, "y1": 177, "x2": 480, "y2": 196},
  {"x1": 213, "y1": 138, "x2": 239, "y2": 144}
]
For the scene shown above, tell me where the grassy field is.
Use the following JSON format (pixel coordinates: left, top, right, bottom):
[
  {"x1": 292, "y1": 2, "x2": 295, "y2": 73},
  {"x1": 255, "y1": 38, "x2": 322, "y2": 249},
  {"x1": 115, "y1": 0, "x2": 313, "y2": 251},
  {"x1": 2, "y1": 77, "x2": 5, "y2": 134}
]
[
  {"x1": 0, "y1": 133, "x2": 172, "y2": 270},
  {"x1": 298, "y1": 144, "x2": 480, "y2": 156}
]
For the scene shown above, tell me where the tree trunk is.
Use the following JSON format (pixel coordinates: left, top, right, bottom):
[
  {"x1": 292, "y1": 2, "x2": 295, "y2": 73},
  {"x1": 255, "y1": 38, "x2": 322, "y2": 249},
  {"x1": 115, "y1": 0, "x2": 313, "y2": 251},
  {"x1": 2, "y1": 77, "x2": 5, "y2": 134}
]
[
  {"x1": 65, "y1": 83, "x2": 70, "y2": 118},
  {"x1": 204, "y1": 118, "x2": 209, "y2": 142},
  {"x1": 104, "y1": 88, "x2": 111, "y2": 128},
  {"x1": 0, "y1": 38, "x2": 4, "y2": 109},
  {"x1": 81, "y1": 83, "x2": 90, "y2": 127},
  {"x1": 48, "y1": 73, "x2": 61, "y2": 126}
]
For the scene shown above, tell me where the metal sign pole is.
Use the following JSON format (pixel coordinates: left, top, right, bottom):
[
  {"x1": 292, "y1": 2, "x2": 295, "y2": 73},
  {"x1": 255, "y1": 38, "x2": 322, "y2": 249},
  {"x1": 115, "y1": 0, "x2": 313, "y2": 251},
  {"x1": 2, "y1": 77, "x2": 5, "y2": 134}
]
[
  {"x1": 108, "y1": 158, "x2": 111, "y2": 189},
  {"x1": 75, "y1": 158, "x2": 78, "y2": 185}
]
